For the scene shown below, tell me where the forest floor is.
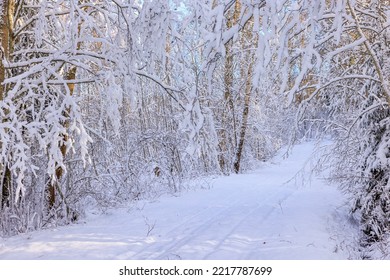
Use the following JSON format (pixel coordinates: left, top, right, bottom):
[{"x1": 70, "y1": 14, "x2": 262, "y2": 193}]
[{"x1": 0, "y1": 143, "x2": 363, "y2": 260}]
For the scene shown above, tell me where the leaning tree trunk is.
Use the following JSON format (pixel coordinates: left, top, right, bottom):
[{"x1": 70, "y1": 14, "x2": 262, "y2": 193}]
[
  {"x1": 233, "y1": 7, "x2": 256, "y2": 174},
  {"x1": 233, "y1": 60, "x2": 254, "y2": 173}
]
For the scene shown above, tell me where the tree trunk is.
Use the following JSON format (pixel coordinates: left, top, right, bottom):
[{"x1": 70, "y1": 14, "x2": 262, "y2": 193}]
[
  {"x1": 47, "y1": 19, "x2": 82, "y2": 211},
  {"x1": 219, "y1": 0, "x2": 241, "y2": 173},
  {"x1": 234, "y1": 60, "x2": 254, "y2": 173},
  {"x1": 233, "y1": 3, "x2": 255, "y2": 174},
  {"x1": 0, "y1": 0, "x2": 15, "y2": 209}
]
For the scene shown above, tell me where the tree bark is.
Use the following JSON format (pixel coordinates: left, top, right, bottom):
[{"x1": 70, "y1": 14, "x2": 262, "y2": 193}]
[
  {"x1": 0, "y1": 0, "x2": 15, "y2": 209},
  {"x1": 233, "y1": 11, "x2": 255, "y2": 174},
  {"x1": 234, "y1": 60, "x2": 253, "y2": 173},
  {"x1": 219, "y1": 0, "x2": 241, "y2": 173}
]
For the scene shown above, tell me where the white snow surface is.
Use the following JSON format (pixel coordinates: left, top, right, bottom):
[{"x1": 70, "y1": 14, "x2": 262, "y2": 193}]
[{"x1": 0, "y1": 143, "x2": 354, "y2": 260}]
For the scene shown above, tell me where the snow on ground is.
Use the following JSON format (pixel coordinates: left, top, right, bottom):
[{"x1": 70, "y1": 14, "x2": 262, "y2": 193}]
[{"x1": 0, "y1": 142, "x2": 356, "y2": 259}]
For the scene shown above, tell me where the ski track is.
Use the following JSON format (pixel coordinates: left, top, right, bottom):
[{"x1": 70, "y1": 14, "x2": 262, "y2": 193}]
[
  {"x1": 130, "y1": 182, "x2": 295, "y2": 260},
  {"x1": 127, "y1": 190, "x2": 243, "y2": 259},
  {"x1": 0, "y1": 143, "x2": 350, "y2": 260}
]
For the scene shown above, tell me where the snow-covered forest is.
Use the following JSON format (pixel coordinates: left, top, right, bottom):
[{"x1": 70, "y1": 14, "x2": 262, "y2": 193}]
[{"x1": 1, "y1": 0, "x2": 390, "y2": 258}]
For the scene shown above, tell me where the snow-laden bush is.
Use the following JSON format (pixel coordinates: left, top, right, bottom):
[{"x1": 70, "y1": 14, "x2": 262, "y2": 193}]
[{"x1": 352, "y1": 109, "x2": 390, "y2": 243}]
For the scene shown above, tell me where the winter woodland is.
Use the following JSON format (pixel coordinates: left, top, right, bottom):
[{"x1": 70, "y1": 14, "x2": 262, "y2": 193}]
[{"x1": 0, "y1": 0, "x2": 390, "y2": 255}]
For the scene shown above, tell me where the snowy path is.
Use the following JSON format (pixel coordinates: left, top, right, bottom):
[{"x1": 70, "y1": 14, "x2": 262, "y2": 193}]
[{"x1": 0, "y1": 143, "x2": 350, "y2": 259}]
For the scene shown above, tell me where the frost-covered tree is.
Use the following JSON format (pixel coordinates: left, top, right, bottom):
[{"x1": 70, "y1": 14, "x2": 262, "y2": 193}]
[
  {"x1": 194, "y1": 0, "x2": 293, "y2": 174},
  {"x1": 0, "y1": 0, "x2": 219, "y2": 235},
  {"x1": 319, "y1": 0, "x2": 390, "y2": 243},
  {"x1": 0, "y1": 0, "x2": 120, "y2": 234}
]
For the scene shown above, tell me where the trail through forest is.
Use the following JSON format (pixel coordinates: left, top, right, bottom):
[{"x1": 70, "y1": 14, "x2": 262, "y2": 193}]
[{"x1": 0, "y1": 143, "x2": 355, "y2": 260}]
